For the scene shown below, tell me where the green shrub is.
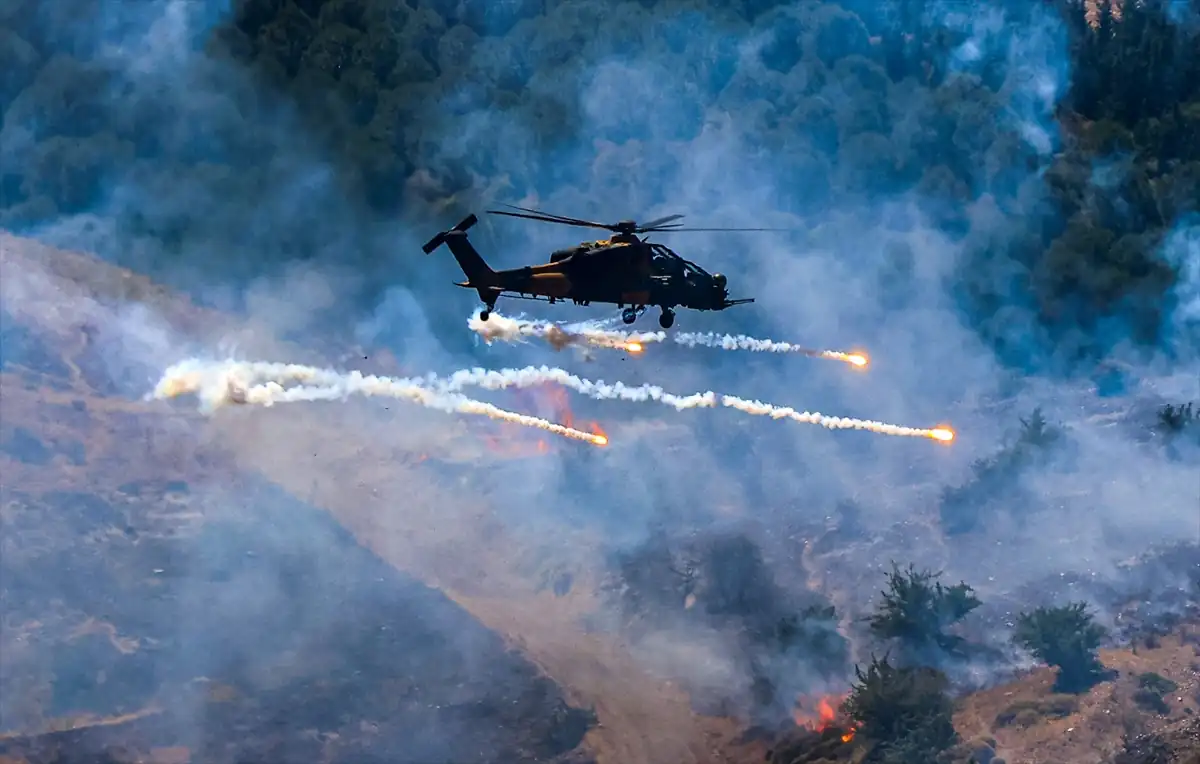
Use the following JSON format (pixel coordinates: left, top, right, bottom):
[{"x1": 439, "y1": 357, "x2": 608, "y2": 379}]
[
  {"x1": 866, "y1": 563, "x2": 981, "y2": 659},
  {"x1": 1013, "y1": 603, "x2": 1109, "y2": 693},
  {"x1": 843, "y1": 655, "x2": 959, "y2": 762}
]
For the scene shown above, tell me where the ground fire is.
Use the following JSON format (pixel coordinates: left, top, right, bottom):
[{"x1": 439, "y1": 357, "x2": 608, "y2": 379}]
[{"x1": 792, "y1": 693, "x2": 859, "y2": 744}]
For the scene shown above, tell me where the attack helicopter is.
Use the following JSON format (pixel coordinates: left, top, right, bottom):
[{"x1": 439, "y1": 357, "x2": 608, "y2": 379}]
[{"x1": 421, "y1": 204, "x2": 787, "y2": 328}]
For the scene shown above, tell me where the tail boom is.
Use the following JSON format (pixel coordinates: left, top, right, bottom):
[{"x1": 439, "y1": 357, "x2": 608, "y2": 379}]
[{"x1": 422, "y1": 214, "x2": 498, "y2": 291}]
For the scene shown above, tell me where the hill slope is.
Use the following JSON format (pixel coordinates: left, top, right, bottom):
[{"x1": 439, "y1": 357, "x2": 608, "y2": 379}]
[
  {"x1": 0, "y1": 232, "x2": 597, "y2": 764},
  {"x1": 2, "y1": 231, "x2": 1197, "y2": 764},
  {"x1": 1, "y1": 231, "x2": 762, "y2": 764}
]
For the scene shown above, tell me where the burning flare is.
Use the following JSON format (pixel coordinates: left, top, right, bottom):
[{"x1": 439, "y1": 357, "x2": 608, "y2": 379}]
[
  {"x1": 467, "y1": 312, "x2": 867, "y2": 367},
  {"x1": 821, "y1": 350, "x2": 868, "y2": 368},
  {"x1": 432, "y1": 365, "x2": 954, "y2": 442},
  {"x1": 149, "y1": 359, "x2": 607, "y2": 446}
]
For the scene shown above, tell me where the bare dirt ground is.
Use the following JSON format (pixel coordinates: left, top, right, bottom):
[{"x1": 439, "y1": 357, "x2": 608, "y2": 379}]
[
  {"x1": 954, "y1": 629, "x2": 1200, "y2": 763},
  {"x1": 2, "y1": 231, "x2": 1197, "y2": 764}
]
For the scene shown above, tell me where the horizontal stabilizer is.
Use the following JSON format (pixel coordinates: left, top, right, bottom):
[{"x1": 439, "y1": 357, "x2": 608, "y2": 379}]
[
  {"x1": 422, "y1": 232, "x2": 446, "y2": 255},
  {"x1": 422, "y1": 213, "x2": 479, "y2": 254}
]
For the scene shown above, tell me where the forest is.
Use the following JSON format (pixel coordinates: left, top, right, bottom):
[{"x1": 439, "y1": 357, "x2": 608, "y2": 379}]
[{"x1": 1, "y1": 0, "x2": 1198, "y2": 368}]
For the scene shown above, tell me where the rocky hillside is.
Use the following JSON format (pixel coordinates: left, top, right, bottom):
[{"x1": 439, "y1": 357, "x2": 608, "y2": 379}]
[
  {"x1": 0, "y1": 232, "x2": 597, "y2": 764},
  {"x1": 2, "y1": 231, "x2": 1198, "y2": 764}
]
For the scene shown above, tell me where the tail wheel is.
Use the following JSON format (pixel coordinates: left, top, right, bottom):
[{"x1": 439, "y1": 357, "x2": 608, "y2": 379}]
[{"x1": 480, "y1": 310, "x2": 490, "y2": 321}]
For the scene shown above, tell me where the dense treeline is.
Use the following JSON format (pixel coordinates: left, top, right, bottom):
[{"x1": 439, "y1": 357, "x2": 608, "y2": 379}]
[{"x1": 0, "y1": 0, "x2": 1198, "y2": 362}]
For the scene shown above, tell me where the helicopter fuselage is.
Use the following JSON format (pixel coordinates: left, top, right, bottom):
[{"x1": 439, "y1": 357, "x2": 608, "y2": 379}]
[{"x1": 422, "y1": 213, "x2": 754, "y2": 327}]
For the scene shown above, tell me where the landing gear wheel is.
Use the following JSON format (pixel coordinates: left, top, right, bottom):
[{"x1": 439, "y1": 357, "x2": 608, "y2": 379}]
[
  {"x1": 621, "y1": 308, "x2": 638, "y2": 325},
  {"x1": 480, "y1": 310, "x2": 491, "y2": 321},
  {"x1": 659, "y1": 309, "x2": 675, "y2": 329}
]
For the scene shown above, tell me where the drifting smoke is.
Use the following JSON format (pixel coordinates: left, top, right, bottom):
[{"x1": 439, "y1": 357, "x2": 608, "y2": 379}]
[
  {"x1": 468, "y1": 312, "x2": 870, "y2": 367},
  {"x1": 151, "y1": 358, "x2": 954, "y2": 443},
  {"x1": 150, "y1": 358, "x2": 608, "y2": 446}
]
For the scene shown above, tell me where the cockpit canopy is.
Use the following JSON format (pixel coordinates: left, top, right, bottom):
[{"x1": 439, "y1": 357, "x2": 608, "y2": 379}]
[{"x1": 648, "y1": 243, "x2": 711, "y2": 278}]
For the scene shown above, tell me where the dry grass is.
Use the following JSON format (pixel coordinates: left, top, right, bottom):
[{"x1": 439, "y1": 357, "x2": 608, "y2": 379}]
[{"x1": 955, "y1": 630, "x2": 1200, "y2": 763}]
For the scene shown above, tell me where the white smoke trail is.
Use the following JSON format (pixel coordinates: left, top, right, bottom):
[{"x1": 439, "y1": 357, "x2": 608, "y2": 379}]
[
  {"x1": 432, "y1": 366, "x2": 952, "y2": 442},
  {"x1": 149, "y1": 358, "x2": 608, "y2": 445},
  {"x1": 469, "y1": 312, "x2": 552, "y2": 345},
  {"x1": 671, "y1": 333, "x2": 868, "y2": 367},
  {"x1": 153, "y1": 359, "x2": 953, "y2": 443},
  {"x1": 437, "y1": 365, "x2": 715, "y2": 410},
  {"x1": 466, "y1": 312, "x2": 866, "y2": 365},
  {"x1": 468, "y1": 312, "x2": 664, "y2": 352}
]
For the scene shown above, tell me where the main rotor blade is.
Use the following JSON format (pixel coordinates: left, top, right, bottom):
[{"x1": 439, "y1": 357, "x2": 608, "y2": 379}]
[
  {"x1": 643, "y1": 226, "x2": 798, "y2": 233},
  {"x1": 487, "y1": 202, "x2": 796, "y2": 235},
  {"x1": 487, "y1": 209, "x2": 614, "y2": 231},
  {"x1": 491, "y1": 203, "x2": 610, "y2": 229},
  {"x1": 637, "y1": 214, "x2": 685, "y2": 230},
  {"x1": 497, "y1": 203, "x2": 595, "y2": 223}
]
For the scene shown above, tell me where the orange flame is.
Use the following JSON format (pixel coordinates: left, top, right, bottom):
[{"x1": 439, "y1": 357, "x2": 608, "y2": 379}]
[
  {"x1": 791, "y1": 694, "x2": 840, "y2": 732},
  {"x1": 792, "y1": 693, "x2": 859, "y2": 745},
  {"x1": 625, "y1": 342, "x2": 643, "y2": 353},
  {"x1": 817, "y1": 697, "x2": 837, "y2": 728}
]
